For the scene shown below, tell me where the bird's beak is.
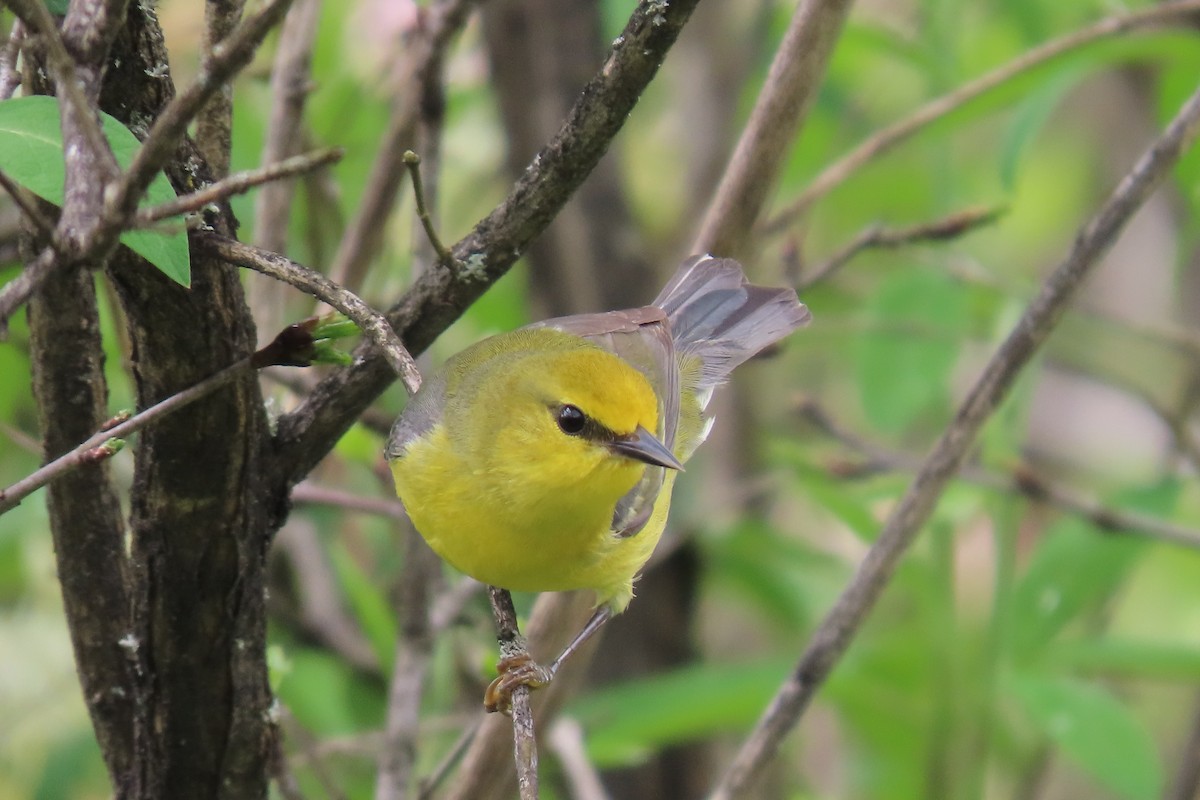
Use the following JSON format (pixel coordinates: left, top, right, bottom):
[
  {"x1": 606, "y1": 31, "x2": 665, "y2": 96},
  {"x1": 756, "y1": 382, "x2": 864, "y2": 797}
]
[{"x1": 608, "y1": 425, "x2": 684, "y2": 471}]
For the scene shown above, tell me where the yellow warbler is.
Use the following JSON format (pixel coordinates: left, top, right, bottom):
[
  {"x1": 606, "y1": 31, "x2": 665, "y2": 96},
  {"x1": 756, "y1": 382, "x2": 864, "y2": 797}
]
[{"x1": 387, "y1": 255, "x2": 809, "y2": 709}]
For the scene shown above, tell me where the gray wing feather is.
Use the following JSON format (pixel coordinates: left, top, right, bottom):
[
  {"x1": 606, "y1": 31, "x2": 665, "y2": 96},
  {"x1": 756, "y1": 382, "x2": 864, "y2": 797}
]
[
  {"x1": 654, "y1": 254, "x2": 811, "y2": 389},
  {"x1": 385, "y1": 370, "x2": 447, "y2": 461}
]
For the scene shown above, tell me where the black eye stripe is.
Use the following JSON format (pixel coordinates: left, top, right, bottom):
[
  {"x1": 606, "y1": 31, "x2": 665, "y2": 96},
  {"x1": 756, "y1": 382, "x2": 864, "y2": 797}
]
[{"x1": 552, "y1": 403, "x2": 619, "y2": 442}]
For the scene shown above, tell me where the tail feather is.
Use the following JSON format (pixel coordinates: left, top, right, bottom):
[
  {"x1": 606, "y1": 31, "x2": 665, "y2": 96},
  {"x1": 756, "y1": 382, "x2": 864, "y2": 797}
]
[{"x1": 654, "y1": 255, "x2": 811, "y2": 388}]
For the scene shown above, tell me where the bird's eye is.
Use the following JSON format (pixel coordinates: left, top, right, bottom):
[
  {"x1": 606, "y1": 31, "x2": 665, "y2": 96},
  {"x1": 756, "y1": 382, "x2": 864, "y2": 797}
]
[{"x1": 556, "y1": 404, "x2": 587, "y2": 435}]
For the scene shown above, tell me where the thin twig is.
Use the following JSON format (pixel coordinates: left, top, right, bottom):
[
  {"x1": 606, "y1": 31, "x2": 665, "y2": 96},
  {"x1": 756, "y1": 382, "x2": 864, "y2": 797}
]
[
  {"x1": 418, "y1": 718, "x2": 484, "y2": 800},
  {"x1": 107, "y1": 0, "x2": 296, "y2": 223},
  {"x1": 403, "y1": 150, "x2": 452, "y2": 265},
  {"x1": 291, "y1": 480, "x2": 408, "y2": 520},
  {"x1": 1166, "y1": 690, "x2": 1200, "y2": 800},
  {"x1": 135, "y1": 147, "x2": 344, "y2": 226},
  {"x1": 692, "y1": 0, "x2": 854, "y2": 256},
  {"x1": 195, "y1": 233, "x2": 423, "y2": 396},
  {"x1": 197, "y1": 0, "x2": 246, "y2": 178},
  {"x1": 762, "y1": 0, "x2": 1200, "y2": 233},
  {"x1": 800, "y1": 205, "x2": 1006, "y2": 290},
  {"x1": 0, "y1": 168, "x2": 58, "y2": 240},
  {"x1": 254, "y1": 0, "x2": 322, "y2": 254},
  {"x1": 489, "y1": 587, "x2": 538, "y2": 800},
  {"x1": 326, "y1": 0, "x2": 478, "y2": 295},
  {"x1": 708, "y1": 79, "x2": 1200, "y2": 800},
  {"x1": 429, "y1": 576, "x2": 484, "y2": 635},
  {"x1": 374, "y1": 527, "x2": 439, "y2": 800},
  {"x1": 0, "y1": 18, "x2": 25, "y2": 100},
  {"x1": 5, "y1": 0, "x2": 118, "y2": 181},
  {"x1": 0, "y1": 358, "x2": 250, "y2": 514},
  {"x1": 548, "y1": 718, "x2": 610, "y2": 800},
  {"x1": 799, "y1": 399, "x2": 1200, "y2": 551}
]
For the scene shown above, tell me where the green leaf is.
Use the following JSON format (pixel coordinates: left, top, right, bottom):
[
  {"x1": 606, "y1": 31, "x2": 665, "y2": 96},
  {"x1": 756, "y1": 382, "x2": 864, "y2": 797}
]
[
  {"x1": 0, "y1": 96, "x2": 190, "y2": 286},
  {"x1": 1000, "y1": 67, "x2": 1083, "y2": 191},
  {"x1": 330, "y1": 540, "x2": 396, "y2": 672},
  {"x1": 567, "y1": 659, "x2": 790, "y2": 767},
  {"x1": 856, "y1": 269, "x2": 968, "y2": 433},
  {"x1": 1008, "y1": 673, "x2": 1162, "y2": 800},
  {"x1": 1009, "y1": 517, "x2": 1144, "y2": 660}
]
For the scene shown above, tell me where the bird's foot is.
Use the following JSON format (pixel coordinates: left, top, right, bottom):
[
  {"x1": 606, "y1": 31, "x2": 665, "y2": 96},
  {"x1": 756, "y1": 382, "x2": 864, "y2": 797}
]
[{"x1": 484, "y1": 653, "x2": 555, "y2": 714}]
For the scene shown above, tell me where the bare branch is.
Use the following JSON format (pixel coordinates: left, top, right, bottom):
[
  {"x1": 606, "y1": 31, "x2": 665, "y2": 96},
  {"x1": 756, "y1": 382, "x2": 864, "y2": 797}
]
[
  {"x1": 135, "y1": 147, "x2": 344, "y2": 226},
  {"x1": 197, "y1": 0, "x2": 246, "y2": 177},
  {"x1": 326, "y1": 0, "x2": 478, "y2": 294},
  {"x1": 763, "y1": 0, "x2": 1200, "y2": 231},
  {"x1": 374, "y1": 529, "x2": 440, "y2": 800},
  {"x1": 708, "y1": 78, "x2": 1200, "y2": 800},
  {"x1": 291, "y1": 480, "x2": 408, "y2": 520},
  {"x1": 403, "y1": 150, "x2": 452, "y2": 265},
  {"x1": 692, "y1": 0, "x2": 854, "y2": 257},
  {"x1": 0, "y1": 358, "x2": 250, "y2": 514},
  {"x1": 0, "y1": 167, "x2": 58, "y2": 239},
  {"x1": 254, "y1": 0, "x2": 322, "y2": 254},
  {"x1": 488, "y1": 587, "x2": 539, "y2": 800},
  {"x1": 548, "y1": 718, "x2": 610, "y2": 800},
  {"x1": 1166, "y1": 691, "x2": 1200, "y2": 800},
  {"x1": 799, "y1": 205, "x2": 1006, "y2": 290},
  {"x1": 107, "y1": 0, "x2": 295, "y2": 221},
  {"x1": 195, "y1": 233, "x2": 423, "y2": 396},
  {"x1": 799, "y1": 399, "x2": 1200, "y2": 552},
  {"x1": 5, "y1": 0, "x2": 118, "y2": 181},
  {"x1": 0, "y1": 18, "x2": 25, "y2": 99}
]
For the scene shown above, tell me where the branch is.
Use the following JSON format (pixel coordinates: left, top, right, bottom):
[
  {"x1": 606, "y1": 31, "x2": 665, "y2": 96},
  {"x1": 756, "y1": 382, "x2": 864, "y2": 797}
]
[
  {"x1": 326, "y1": 0, "x2": 478, "y2": 293},
  {"x1": 403, "y1": 150, "x2": 452, "y2": 265},
  {"x1": 0, "y1": 18, "x2": 24, "y2": 100},
  {"x1": 107, "y1": 0, "x2": 295, "y2": 222},
  {"x1": 800, "y1": 399, "x2": 1200, "y2": 551},
  {"x1": 273, "y1": 0, "x2": 703, "y2": 486},
  {"x1": 197, "y1": 0, "x2": 246, "y2": 178},
  {"x1": 374, "y1": 528, "x2": 440, "y2": 800},
  {"x1": 762, "y1": 0, "x2": 1200, "y2": 231},
  {"x1": 488, "y1": 587, "x2": 539, "y2": 800},
  {"x1": 799, "y1": 205, "x2": 1006, "y2": 290},
  {"x1": 0, "y1": 357, "x2": 250, "y2": 514},
  {"x1": 254, "y1": 0, "x2": 322, "y2": 254},
  {"x1": 692, "y1": 0, "x2": 854, "y2": 256},
  {"x1": 195, "y1": 233, "x2": 423, "y2": 396},
  {"x1": 135, "y1": 147, "x2": 344, "y2": 226},
  {"x1": 0, "y1": 167, "x2": 57, "y2": 240},
  {"x1": 5, "y1": 0, "x2": 118, "y2": 182},
  {"x1": 708, "y1": 77, "x2": 1200, "y2": 800},
  {"x1": 291, "y1": 481, "x2": 408, "y2": 520}
]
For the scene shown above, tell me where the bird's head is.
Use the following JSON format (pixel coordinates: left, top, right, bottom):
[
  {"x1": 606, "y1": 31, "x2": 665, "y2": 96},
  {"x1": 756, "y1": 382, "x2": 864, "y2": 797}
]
[{"x1": 489, "y1": 344, "x2": 682, "y2": 497}]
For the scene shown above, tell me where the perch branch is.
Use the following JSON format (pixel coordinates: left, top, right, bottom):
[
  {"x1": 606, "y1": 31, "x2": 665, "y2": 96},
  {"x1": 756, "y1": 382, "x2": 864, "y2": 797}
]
[{"x1": 489, "y1": 587, "x2": 538, "y2": 800}]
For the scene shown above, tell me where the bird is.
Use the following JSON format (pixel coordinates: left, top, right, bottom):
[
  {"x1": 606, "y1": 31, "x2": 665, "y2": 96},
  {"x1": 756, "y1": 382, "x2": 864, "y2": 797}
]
[{"x1": 386, "y1": 254, "x2": 810, "y2": 711}]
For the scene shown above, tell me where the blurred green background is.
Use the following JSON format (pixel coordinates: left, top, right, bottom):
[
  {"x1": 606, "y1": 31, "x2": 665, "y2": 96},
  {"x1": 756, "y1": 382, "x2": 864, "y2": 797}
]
[{"x1": 2, "y1": 0, "x2": 1200, "y2": 798}]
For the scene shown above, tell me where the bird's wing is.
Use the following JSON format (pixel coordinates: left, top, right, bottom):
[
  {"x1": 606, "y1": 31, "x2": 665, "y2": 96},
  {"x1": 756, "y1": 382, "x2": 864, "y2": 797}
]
[
  {"x1": 654, "y1": 254, "x2": 811, "y2": 389},
  {"x1": 655, "y1": 254, "x2": 812, "y2": 460},
  {"x1": 528, "y1": 307, "x2": 680, "y2": 539}
]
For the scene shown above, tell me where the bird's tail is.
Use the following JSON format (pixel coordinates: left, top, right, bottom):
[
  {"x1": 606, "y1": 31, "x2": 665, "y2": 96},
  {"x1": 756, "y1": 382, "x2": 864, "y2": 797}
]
[{"x1": 654, "y1": 255, "x2": 811, "y2": 391}]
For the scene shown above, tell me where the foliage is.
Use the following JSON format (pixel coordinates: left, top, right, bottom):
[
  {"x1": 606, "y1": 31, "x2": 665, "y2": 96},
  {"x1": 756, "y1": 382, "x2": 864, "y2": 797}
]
[{"x1": 2, "y1": 0, "x2": 1200, "y2": 799}]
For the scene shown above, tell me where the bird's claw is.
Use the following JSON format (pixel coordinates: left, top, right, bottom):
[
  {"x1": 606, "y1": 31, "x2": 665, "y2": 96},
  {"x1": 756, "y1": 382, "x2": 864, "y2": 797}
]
[{"x1": 484, "y1": 653, "x2": 554, "y2": 714}]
